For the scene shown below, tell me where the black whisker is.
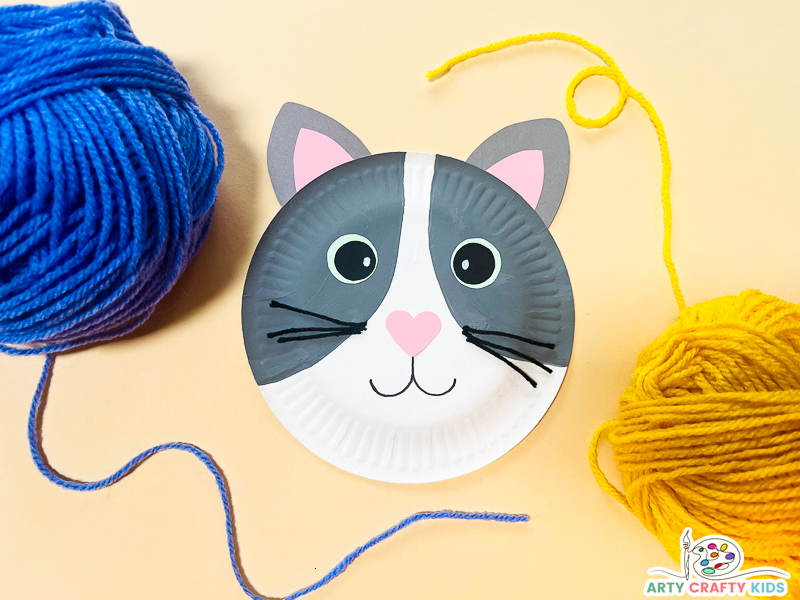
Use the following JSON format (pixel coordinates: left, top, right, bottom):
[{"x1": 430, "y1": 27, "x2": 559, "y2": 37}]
[
  {"x1": 269, "y1": 300, "x2": 365, "y2": 328},
  {"x1": 268, "y1": 300, "x2": 367, "y2": 343},
  {"x1": 462, "y1": 325, "x2": 555, "y2": 349},
  {"x1": 464, "y1": 337, "x2": 538, "y2": 388},
  {"x1": 465, "y1": 336, "x2": 553, "y2": 374},
  {"x1": 267, "y1": 326, "x2": 352, "y2": 339},
  {"x1": 276, "y1": 325, "x2": 366, "y2": 344}
]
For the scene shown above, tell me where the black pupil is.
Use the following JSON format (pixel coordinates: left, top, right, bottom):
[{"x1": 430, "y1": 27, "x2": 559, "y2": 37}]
[
  {"x1": 453, "y1": 242, "x2": 495, "y2": 285},
  {"x1": 334, "y1": 240, "x2": 376, "y2": 282}
]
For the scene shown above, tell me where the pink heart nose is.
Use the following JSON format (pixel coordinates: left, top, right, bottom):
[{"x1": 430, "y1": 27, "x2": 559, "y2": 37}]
[{"x1": 385, "y1": 311, "x2": 442, "y2": 357}]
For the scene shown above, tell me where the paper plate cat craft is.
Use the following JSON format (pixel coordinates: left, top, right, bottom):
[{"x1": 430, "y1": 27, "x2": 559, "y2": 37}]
[{"x1": 242, "y1": 103, "x2": 575, "y2": 483}]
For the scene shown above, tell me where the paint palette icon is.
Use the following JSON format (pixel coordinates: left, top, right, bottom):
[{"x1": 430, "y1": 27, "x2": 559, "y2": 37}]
[
  {"x1": 691, "y1": 538, "x2": 741, "y2": 579},
  {"x1": 647, "y1": 527, "x2": 791, "y2": 587}
]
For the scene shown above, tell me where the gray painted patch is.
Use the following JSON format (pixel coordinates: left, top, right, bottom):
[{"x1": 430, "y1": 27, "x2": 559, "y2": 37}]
[
  {"x1": 467, "y1": 119, "x2": 569, "y2": 227},
  {"x1": 429, "y1": 155, "x2": 574, "y2": 368},
  {"x1": 267, "y1": 102, "x2": 371, "y2": 206},
  {"x1": 243, "y1": 153, "x2": 405, "y2": 384}
]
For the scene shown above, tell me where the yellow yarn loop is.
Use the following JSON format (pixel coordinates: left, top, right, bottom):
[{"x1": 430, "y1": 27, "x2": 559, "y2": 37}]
[
  {"x1": 428, "y1": 33, "x2": 800, "y2": 593},
  {"x1": 565, "y1": 66, "x2": 627, "y2": 129}
]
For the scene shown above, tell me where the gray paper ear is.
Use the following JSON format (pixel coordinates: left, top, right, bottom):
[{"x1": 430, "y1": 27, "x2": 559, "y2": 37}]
[
  {"x1": 267, "y1": 103, "x2": 370, "y2": 206},
  {"x1": 466, "y1": 119, "x2": 569, "y2": 227}
]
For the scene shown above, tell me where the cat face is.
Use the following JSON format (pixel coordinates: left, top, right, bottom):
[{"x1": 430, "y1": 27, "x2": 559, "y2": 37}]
[{"x1": 242, "y1": 103, "x2": 574, "y2": 483}]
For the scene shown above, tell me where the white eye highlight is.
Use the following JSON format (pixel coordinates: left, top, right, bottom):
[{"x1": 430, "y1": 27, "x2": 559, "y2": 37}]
[
  {"x1": 451, "y1": 238, "x2": 501, "y2": 289},
  {"x1": 327, "y1": 234, "x2": 378, "y2": 284}
]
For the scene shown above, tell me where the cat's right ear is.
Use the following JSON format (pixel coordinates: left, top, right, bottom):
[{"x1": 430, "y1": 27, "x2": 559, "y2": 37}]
[
  {"x1": 267, "y1": 103, "x2": 370, "y2": 206},
  {"x1": 467, "y1": 119, "x2": 569, "y2": 227}
]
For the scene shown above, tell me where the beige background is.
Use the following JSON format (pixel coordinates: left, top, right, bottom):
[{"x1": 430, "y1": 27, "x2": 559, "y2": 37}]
[{"x1": 2, "y1": 1, "x2": 799, "y2": 598}]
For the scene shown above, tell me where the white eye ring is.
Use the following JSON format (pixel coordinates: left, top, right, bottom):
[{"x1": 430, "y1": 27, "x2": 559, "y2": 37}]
[
  {"x1": 450, "y1": 238, "x2": 502, "y2": 289},
  {"x1": 327, "y1": 234, "x2": 378, "y2": 284}
]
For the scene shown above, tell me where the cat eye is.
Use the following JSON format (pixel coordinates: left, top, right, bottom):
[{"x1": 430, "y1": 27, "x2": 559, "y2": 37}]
[
  {"x1": 327, "y1": 234, "x2": 378, "y2": 284},
  {"x1": 451, "y1": 238, "x2": 501, "y2": 289}
]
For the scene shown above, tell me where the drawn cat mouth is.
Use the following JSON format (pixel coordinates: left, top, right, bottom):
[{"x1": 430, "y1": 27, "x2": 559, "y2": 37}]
[{"x1": 369, "y1": 357, "x2": 457, "y2": 397}]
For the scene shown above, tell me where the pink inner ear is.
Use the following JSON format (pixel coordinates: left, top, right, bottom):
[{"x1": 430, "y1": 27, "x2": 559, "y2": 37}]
[
  {"x1": 487, "y1": 150, "x2": 545, "y2": 210},
  {"x1": 294, "y1": 128, "x2": 354, "y2": 191}
]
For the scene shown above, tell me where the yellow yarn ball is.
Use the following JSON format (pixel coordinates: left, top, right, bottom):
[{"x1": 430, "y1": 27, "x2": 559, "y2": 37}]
[{"x1": 593, "y1": 290, "x2": 800, "y2": 591}]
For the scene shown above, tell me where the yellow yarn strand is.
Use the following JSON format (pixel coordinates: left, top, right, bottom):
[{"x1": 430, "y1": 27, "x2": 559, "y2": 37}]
[
  {"x1": 427, "y1": 32, "x2": 686, "y2": 311},
  {"x1": 428, "y1": 33, "x2": 800, "y2": 595}
]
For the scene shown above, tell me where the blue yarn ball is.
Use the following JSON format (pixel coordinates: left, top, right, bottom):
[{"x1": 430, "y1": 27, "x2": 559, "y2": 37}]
[{"x1": 0, "y1": 1, "x2": 224, "y2": 355}]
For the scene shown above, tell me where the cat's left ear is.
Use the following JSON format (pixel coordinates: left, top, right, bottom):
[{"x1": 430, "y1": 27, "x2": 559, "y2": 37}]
[
  {"x1": 267, "y1": 103, "x2": 371, "y2": 206},
  {"x1": 467, "y1": 119, "x2": 569, "y2": 227}
]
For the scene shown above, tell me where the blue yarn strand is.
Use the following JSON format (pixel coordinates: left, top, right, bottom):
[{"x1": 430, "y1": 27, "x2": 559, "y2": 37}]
[{"x1": 29, "y1": 356, "x2": 529, "y2": 599}]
